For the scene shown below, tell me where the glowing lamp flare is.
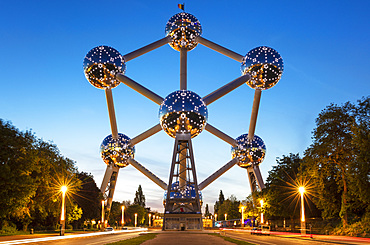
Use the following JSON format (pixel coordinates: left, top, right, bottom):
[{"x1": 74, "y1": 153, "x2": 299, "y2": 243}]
[{"x1": 299, "y1": 186, "x2": 305, "y2": 222}]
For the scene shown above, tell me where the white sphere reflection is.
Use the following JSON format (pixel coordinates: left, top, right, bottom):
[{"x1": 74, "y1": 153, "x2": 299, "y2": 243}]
[
  {"x1": 241, "y1": 46, "x2": 283, "y2": 90},
  {"x1": 100, "y1": 133, "x2": 134, "y2": 168},
  {"x1": 159, "y1": 90, "x2": 208, "y2": 138},
  {"x1": 231, "y1": 134, "x2": 266, "y2": 168},
  {"x1": 165, "y1": 12, "x2": 202, "y2": 51},
  {"x1": 83, "y1": 45, "x2": 125, "y2": 89}
]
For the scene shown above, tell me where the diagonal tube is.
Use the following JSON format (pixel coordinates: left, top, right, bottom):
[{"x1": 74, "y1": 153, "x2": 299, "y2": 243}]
[
  {"x1": 248, "y1": 89, "x2": 262, "y2": 140},
  {"x1": 198, "y1": 158, "x2": 239, "y2": 190},
  {"x1": 105, "y1": 88, "x2": 119, "y2": 140},
  {"x1": 128, "y1": 158, "x2": 167, "y2": 190},
  {"x1": 123, "y1": 36, "x2": 171, "y2": 62},
  {"x1": 130, "y1": 123, "x2": 162, "y2": 146},
  {"x1": 205, "y1": 123, "x2": 237, "y2": 147},
  {"x1": 202, "y1": 74, "x2": 251, "y2": 105},
  {"x1": 196, "y1": 36, "x2": 244, "y2": 62},
  {"x1": 116, "y1": 73, "x2": 164, "y2": 105}
]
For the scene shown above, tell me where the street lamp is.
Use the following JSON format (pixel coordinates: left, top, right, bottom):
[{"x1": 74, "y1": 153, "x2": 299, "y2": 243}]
[
  {"x1": 101, "y1": 200, "x2": 105, "y2": 230},
  {"x1": 135, "y1": 213, "x2": 138, "y2": 227},
  {"x1": 60, "y1": 185, "x2": 67, "y2": 236},
  {"x1": 224, "y1": 213, "x2": 227, "y2": 221},
  {"x1": 215, "y1": 214, "x2": 217, "y2": 221},
  {"x1": 149, "y1": 213, "x2": 152, "y2": 227},
  {"x1": 260, "y1": 199, "x2": 264, "y2": 224},
  {"x1": 241, "y1": 206, "x2": 245, "y2": 227},
  {"x1": 299, "y1": 186, "x2": 306, "y2": 235},
  {"x1": 121, "y1": 206, "x2": 125, "y2": 227}
]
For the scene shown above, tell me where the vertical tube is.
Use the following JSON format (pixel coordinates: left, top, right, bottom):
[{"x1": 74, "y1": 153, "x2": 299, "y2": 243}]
[
  {"x1": 180, "y1": 48, "x2": 187, "y2": 90},
  {"x1": 179, "y1": 143, "x2": 187, "y2": 189},
  {"x1": 248, "y1": 89, "x2": 262, "y2": 140},
  {"x1": 121, "y1": 206, "x2": 125, "y2": 226},
  {"x1": 105, "y1": 88, "x2": 118, "y2": 140}
]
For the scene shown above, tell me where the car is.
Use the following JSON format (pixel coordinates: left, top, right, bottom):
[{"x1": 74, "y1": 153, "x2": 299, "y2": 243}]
[
  {"x1": 105, "y1": 227, "x2": 114, "y2": 231},
  {"x1": 250, "y1": 227, "x2": 259, "y2": 235}
]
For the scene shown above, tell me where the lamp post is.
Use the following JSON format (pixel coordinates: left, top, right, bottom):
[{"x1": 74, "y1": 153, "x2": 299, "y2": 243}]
[
  {"x1": 121, "y1": 206, "x2": 125, "y2": 227},
  {"x1": 299, "y1": 186, "x2": 306, "y2": 235},
  {"x1": 135, "y1": 213, "x2": 138, "y2": 227},
  {"x1": 241, "y1": 206, "x2": 245, "y2": 227},
  {"x1": 260, "y1": 199, "x2": 264, "y2": 224},
  {"x1": 215, "y1": 214, "x2": 217, "y2": 221},
  {"x1": 149, "y1": 213, "x2": 152, "y2": 227},
  {"x1": 224, "y1": 213, "x2": 227, "y2": 221},
  {"x1": 60, "y1": 186, "x2": 67, "y2": 236},
  {"x1": 101, "y1": 200, "x2": 105, "y2": 230}
]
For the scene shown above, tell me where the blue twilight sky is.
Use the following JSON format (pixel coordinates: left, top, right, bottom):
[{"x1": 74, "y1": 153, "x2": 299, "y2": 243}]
[{"x1": 0, "y1": 1, "x2": 369, "y2": 213}]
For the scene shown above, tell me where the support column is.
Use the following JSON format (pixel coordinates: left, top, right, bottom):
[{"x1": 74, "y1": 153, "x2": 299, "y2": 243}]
[
  {"x1": 180, "y1": 48, "x2": 187, "y2": 90},
  {"x1": 105, "y1": 88, "x2": 118, "y2": 139},
  {"x1": 248, "y1": 89, "x2": 262, "y2": 140}
]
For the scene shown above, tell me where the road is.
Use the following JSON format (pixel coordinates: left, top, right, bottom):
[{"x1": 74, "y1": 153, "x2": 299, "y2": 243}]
[
  {"x1": 222, "y1": 230, "x2": 370, "y2": 245},
  {"x1": 0, "y1": 229, "x2": 146, "y2": 245}
]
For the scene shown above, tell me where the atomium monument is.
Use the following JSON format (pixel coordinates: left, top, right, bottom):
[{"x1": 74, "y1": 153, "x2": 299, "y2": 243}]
[{"x1": 83, "y1": 11, "x2": 283, "y2": 231}]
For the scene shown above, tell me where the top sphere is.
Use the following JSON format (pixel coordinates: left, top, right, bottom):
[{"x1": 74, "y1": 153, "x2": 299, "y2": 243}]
[
  {"x1": 159, "y1": 90, "x2": 208, "y2": 138},
  {"x1": 241, "y1": 46, "x2": 283, "y2": 90},
  {"x1": 231, "y1": 134, "x2": 266, "y2": 168},
  {"x1": 83, "y1": 45, "x2": 125, "y2": 89},
  {"x1": 100, "y1": 133, "x2": 134, "y2": 168},
  {"x1": 165, "y1": 12, "x2": 202, "y2": 51}
]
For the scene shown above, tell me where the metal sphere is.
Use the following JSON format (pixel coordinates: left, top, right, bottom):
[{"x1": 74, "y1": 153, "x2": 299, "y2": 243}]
[
  {"x1": 241, "y1": 46, "x2": 283, "y2": 90},
  {"x1": 159, "y1": 90, "x2": 208, "y2": 138},
  {"x1": 165, "y1": 12, "x2": 202, "y2": 51},
  {"x1": 231, "y1": 134, "x2": 266, "y2": 168},
  {"x1": 100, "y1": 133, "x2": 134, "y2": 168},
  {"x1": 83, "y1": 45, "x2": 125, "y2": 89},
  {"x1": 164, "y1": 181, "x2": 202, "y2": 203}
]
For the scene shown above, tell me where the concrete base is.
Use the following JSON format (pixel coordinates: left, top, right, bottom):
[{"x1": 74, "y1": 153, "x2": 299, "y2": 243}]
[{"x1": 163, "y1": 213, "x2": 203, "y2": 231}]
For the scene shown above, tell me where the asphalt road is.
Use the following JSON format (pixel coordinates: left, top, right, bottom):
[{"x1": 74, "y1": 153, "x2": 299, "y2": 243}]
[{"x1": 223, "y1": 230, "x2": 370, "y2": 245}]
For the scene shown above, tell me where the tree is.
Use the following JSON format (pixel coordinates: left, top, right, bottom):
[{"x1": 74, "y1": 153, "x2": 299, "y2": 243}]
[
  {"x1": 126, "y1": 204, "x2": 147, "y2": 226},
  {"x1": 72, "y1": 172, "x2": 102, "y2": 228},
  {"x1": 214, "y1": 190, "x2": 225, "y2": 214},
  {"x1": 217, "y1": 195, "x2": 240, "y2": 220},
  {"x1": 204, "y1": 204, "x2": 211, "y2": 217},
  {"x1": 134, "y1": 185, "x2": 145, "y2": 207},
  {"x1": 304, "y1": 97, "x2": 370, "y2": 227}
]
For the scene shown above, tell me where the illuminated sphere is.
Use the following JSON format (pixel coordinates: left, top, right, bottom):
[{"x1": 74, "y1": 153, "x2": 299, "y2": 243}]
[
  {"x1": 231, "y1": 134, "x2": 266, "y2": 168},
  {"x1": 241, "y1": 46, "x2": 283, "y2": 90},
  {"x1": 159, "y1": 90, "x2": 208, "y2": 138},
  {"x1": 163, "y1": 181, "x2": 203, "y2": 207},
  {"x1": 165, "y1": 12, "x2": 202, "y2": 51},
  {"x1": 83, "y1": 45, "x2": 125, "y2": 89},
  {"x1": 100, "y1": 133, "x2": 134, "y2": 168}
]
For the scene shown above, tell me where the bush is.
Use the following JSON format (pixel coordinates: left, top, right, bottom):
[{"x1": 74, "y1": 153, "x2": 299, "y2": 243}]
[{"x1": 0, "y1": 221, "x2": 18, "y2": 234}]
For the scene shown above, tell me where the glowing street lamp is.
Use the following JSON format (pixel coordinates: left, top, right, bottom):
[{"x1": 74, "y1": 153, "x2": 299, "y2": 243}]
[
  {"x1": 299, "y1": 186, "x2": 306, "y2": 235},
  {"x1": 60, "y1": 186, "x2": 67, "y2": 236},
  {"x1": 241, "y1": 206, "x2": 245, "y2": 227},
  {"x1": 101, "y1": 200, "x2": 105, "y2": 229},
  {"x1": 149, "y1": 213, "x2": 152, "y2": 227},
  {"x1": 260, "y1": 199, "x2": 264, "y2": 224},
  {"x1": 224, "y1": 213, "x2": 227, "y2": 221},
  {"x1": 135, "y1": 213, "x2": 138, "y2": 227},
  {"x1": 215, "y1": 214, "x2": 217, "y2": 221},
  {"x1": 121, "y1": 206, "x2": 125, "y2": 226}
]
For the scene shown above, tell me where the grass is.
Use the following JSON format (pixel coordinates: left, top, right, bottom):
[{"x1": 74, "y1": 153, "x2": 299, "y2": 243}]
[
  {"x1": 107, "y1": 233, "x2": 158, "y2": 245},
  {"x1": 208, "y1": 233, "x2": 256, "y2": 245}
]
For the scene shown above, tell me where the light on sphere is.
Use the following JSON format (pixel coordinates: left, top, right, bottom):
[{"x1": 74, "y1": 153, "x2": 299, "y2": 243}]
[
  {"x1": 165, "y1": 12, "x2": 202, "y2": 51},
  {"x1": 241, "y1": 46, "x2": 283, "y2": 90},
  {"x1": 100, "y1": 133, "x2": 135, "y2": 168},
  {"x1": 159, "y1": 90, "x2": 208, "y2": 138},
  {"x1": 83, "y1": 45, "x2": 125, "y2": 89},
  {"x1": 231, "y1": 134, "x2": 266, "y2": 168}
]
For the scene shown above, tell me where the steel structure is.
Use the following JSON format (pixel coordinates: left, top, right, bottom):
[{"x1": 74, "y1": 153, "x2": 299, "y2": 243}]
[{"x1": 83, "y1": 11, "x2": 283, "y2": 231}]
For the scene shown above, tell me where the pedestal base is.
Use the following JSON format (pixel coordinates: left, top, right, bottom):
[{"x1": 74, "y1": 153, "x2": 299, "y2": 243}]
[{"x1": 163, "y1": 213, "x2": 203, "y2": 231}]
